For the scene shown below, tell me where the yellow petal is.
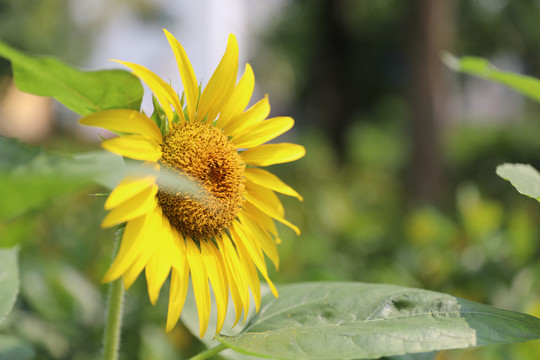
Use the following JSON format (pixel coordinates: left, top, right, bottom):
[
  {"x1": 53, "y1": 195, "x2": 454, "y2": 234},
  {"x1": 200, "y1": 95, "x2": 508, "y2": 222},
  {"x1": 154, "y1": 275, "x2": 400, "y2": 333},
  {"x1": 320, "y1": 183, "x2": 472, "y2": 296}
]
[
  {"x1": 243, "y1": 201, "x2": 278, "y2": 236},
  {"x1": 101, "y1": 185, "x2": 158, "y2": 228},
  {"x1": 113, "y1": 59, "x2": 184, "y2": 123},
  {"x1": 122, "y1": 206, "x2": 163, "y2": 289},
  {"x1": 105, "y1": 174, "x2": 158, "y2": 210},
  {"x1": 239, "y1": 212, "x2": 279, "y2": 270},
  {"x1": 166, "y1": 263, "x2": 189, "y2": 332},
  {"x1": 79, "y1": 109, "x2": 162, "y2": 143},
  {"x1": 218, "y1": 233, "x2": 251, "y2": 325},
  {"x1": 186, "y1": 239, "x2": 211, "y2": 337},
  {"x1": 145, "y1": 217, "x2": 175, "y2": 305},
  {"x1": 231, "y1": 232, "x2": 262, "y2": 313},
  {"x1": 231, "y1": 222, "x2": 277, "y2": 298},
  {"x1": 124, "y1": 255, "x2": 147, "y2": 290},
  {"x1": 244, "y1": 168, "x2": 303, "y2": 201},
  {"x1": 102, "y1": 213, "x2": 150, "y2": 282},
  {"x1": 196, "y1": 34, "x2": 239, "y2": 123},
  {"x1": 231, "y1": 116, "x2": 294, "y2": 149},
  {"x1": 223, "y1": 95, "x2": 270, "y2": 138},
  {"x1": 164, "y1": 29, "x2": 198, "y2": 121},
  {"x1": 218, "y1": 234, "x2": 250, "y2": 325},
  {"x1": 244, "y1": 181, "x2": 300, "y2": 235},
  {"x1": 216, "y1": 63, "x2": 255, "y2": 129},
  {"x1": 241, "y1": 143, "x2": 305, "y2": 166},
  {"x1": 101, "y1": 135, "x2": 162, "y2": 162},
  {"x1": 200, "y1": 241, "x2": 229, "y2": 334}
]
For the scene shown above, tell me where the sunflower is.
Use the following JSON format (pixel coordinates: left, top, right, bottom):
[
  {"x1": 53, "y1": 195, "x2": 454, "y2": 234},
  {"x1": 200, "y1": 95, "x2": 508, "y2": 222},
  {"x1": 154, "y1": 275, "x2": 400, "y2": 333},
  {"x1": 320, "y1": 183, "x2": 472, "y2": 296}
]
[{"x1": 80, "y1": 29, "x2": 304, "y2": 337}]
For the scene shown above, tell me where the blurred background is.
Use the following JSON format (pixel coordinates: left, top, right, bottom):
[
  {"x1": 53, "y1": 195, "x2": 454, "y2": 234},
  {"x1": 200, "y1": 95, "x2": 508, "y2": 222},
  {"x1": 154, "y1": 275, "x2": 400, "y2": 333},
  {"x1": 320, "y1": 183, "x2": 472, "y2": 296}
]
[{"x1": 2, "y1": 0, "x2": 540, "y2": 359}]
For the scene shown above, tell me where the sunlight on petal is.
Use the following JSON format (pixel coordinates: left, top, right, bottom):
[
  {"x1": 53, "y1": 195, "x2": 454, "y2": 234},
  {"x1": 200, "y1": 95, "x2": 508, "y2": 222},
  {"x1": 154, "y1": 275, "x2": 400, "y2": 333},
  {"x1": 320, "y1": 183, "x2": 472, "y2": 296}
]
[
  {"x1": 101, "y1": 185, "x2": 158, "y2": 228},
  {"x1": 244, "y1": 167, "x2": 303, "y2": 201},
  {"x1": 79, "y1": 109, "x2": 162, "y2": 143},
  {"x1": 241, "y1": 143, "x2": 306, "y2": 167},
  {"x1": 101, "y1": 135, "x2": 162, "y2": 162},
  {"x1": 113, "y1": 59, "x2": 183, "y2": 122},
  {"x1": 223, "y1": 95, "x2": 270, "y2": 138},
  {"x1": 164, "y1": 29, "x2": 198, "y2": 121},
  {"x1": 186, "y1": 239, "x2": 211, "y2": 337},
  {"x1": 216, "y1": 63, "x2": 254, "y2": 129},
  {"x1": 196, "y1": 34, "x2": 239, "y2": 123},
  {"x1": 232, "y1": 116, "x2": 295, "y2": 149}
]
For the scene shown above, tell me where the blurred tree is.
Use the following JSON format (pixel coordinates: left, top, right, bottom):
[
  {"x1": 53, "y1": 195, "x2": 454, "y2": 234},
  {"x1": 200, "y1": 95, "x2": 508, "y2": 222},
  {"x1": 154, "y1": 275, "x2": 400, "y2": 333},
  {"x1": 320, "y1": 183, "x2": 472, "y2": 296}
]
[
  {"x1": 260, "y1": 0, "x2": 540, "y2": 205},
  {"x1": 260, "y1": 0, "x2": 453, "y2": 203},
  {"x1": 406, "y1": 0, "x2": 454, "y2": 204},
  {"x1": 258, "y1": 0, "x2": 408, "y2": 159}
]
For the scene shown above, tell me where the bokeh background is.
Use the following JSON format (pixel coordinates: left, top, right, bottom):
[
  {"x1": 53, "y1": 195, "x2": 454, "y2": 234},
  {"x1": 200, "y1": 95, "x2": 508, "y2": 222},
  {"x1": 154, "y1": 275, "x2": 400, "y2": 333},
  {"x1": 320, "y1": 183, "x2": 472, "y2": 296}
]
[{"x1": 2, "y1": 0, "x2": 540, "y2": 359}]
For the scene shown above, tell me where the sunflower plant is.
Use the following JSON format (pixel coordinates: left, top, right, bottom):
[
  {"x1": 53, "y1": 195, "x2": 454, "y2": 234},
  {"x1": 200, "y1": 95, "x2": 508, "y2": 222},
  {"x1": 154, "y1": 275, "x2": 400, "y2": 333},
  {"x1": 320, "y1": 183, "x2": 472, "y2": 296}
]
[{"x1": 2, "y1": 31, "x2": 540, "y2": 360}]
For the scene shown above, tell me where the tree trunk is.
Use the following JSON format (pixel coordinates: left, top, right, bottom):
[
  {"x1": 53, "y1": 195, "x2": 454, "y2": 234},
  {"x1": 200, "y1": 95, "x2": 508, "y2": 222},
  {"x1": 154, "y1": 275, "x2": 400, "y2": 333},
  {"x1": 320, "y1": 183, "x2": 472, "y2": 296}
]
[{"x1": 407, "y1": 0, "x2": 453, "y2": 204}]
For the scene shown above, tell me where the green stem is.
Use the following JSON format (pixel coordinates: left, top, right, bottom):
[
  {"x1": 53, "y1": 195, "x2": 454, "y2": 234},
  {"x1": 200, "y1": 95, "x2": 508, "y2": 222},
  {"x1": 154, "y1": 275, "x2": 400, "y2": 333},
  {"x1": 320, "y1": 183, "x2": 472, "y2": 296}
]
[
  {"x1": 102, "y1": 277, "x2": 124, "y2": 360},
  {"x1": 188, "y1": 343, "x2": 228, "y2": 360}
]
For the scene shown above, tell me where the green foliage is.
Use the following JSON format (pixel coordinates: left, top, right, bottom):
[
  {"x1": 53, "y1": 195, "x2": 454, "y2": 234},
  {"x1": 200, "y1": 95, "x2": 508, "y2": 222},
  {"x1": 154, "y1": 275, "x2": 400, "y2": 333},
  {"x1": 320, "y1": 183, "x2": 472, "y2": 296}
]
[
  {"x1": 444, "y1": 54, "x2": 540, "y2": 104},
  {"x1": 0, "y1": 137, "x2": 124, "y2": 219},
  {"x1": 216, "y1": 282, "x2": 540, "y2": 360},
  {"x1": 0, "y1": 41, "x2": 143, "y2": 116},
  {"x1": 0, "y1": 336, "x2": 34, "y2": 360},
  {"x1": 0, "y1": 247, "x2": 19, "y2": 324},
  {"x1": 496, "y1": 163, "x2": 540, "y2": 201},
  {"x1": 0, "y1": 137, "x2": 198, "y2": 220}
]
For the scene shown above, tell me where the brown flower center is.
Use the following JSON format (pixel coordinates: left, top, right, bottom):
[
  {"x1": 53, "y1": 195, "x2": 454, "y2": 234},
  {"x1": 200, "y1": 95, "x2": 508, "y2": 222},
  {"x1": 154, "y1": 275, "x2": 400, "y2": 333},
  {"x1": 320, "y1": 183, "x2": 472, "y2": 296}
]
[{"x1": 157, "y1": 122, "x2": 245, "y2": 241}]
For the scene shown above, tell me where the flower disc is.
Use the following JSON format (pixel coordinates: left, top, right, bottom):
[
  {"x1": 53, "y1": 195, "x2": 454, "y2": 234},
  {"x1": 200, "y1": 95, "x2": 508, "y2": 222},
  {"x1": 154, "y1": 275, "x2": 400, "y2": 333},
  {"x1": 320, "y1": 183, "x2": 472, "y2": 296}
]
[{"x1": 157, "y1": 122, "x2": 245, "y2": 240}]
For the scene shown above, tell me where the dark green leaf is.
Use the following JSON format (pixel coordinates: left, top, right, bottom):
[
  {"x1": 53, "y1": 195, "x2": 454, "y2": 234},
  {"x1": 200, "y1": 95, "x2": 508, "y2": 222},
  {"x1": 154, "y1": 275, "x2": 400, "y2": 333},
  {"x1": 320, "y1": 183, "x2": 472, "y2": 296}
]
[
  {"x1": 0, "y1": 336, "x2": 34, "y2": 360},
  {"x1": 0, "y1": 247, "x2": 19, "y2": 324},
  {"x1": 151, "y1": 94, "x2": 168, "y2": 134},
  {"x1": 496, "y1": 163, "x2": 540, "y2": 201},
  {"x1": 0, "y1": 41, "x2": 143, "y2": 115},
  {"x1": 386, "y1": 352, "x2": 436, "y2": 360},
  {"x1": 217, "y1": 282, "x2": 540, "y2": 360},
  {"x1": 443, "y1": 53, "x2": 540, "y2": 103}
]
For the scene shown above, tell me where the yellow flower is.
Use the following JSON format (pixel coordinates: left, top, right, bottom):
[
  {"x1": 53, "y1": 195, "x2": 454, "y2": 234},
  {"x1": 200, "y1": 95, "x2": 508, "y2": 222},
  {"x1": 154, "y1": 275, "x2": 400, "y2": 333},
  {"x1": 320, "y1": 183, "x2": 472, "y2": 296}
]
[{"x1": 80, "y1": 29, "x2": 304, "y2": 337}]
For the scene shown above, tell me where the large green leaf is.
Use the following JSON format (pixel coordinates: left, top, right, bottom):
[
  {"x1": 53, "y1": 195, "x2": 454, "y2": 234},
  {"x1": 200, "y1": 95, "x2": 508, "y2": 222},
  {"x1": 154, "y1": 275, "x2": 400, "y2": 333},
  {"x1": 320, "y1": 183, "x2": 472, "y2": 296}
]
[
  {"x1": 496, "y1": 163, "x2": 540, "y2": 201},
  {"x1": 0, "y1": 247, "x2": 19, "y2": 324},
  {"x1": 217, "y1": 282, "x2": 540, "y2": 360},
  {"x1": 443, "y1": 53, "x2": 540, "y2": 103},
  {"x1": 0, "y1": 41, "x2": 143, "y2": 115}
]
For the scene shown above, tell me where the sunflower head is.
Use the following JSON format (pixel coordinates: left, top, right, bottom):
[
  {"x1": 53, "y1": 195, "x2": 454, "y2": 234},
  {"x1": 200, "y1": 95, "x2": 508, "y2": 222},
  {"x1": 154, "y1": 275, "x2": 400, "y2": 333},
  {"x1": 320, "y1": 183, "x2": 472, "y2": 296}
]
[
  {"x1": 80, "y1": 29, "x2": 305, "y2": 337},
  {"x1": 157, "y1": 121, "x2": 245, "y2": 240}
]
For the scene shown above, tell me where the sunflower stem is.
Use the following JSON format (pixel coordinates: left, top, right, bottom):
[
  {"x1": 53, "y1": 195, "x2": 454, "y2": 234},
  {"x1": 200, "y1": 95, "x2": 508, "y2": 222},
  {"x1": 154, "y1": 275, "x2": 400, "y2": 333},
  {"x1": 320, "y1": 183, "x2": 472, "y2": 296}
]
[
  {"x1": 188, "y1": 343, "x2": 228, "y2": 360},
  {"x1": 102, "y1": 234, "x2": 125, "y2": 360},
  {"x1": 102, "y1": 277, "x2": 124, "y2": 360}
]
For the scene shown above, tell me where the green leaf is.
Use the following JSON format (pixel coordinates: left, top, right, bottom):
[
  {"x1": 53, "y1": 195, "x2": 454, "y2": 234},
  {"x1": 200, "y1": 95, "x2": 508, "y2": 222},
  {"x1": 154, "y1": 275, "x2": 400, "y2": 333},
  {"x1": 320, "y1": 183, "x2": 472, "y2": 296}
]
[
  {"x1": 496, "y1": 163, "x2": 540, "y2": 201},
  {"x1": 443, "y1": 53, "x2": 540, "y2": 103},
  {"x1": 0, "y1": 136, "x2": 200, "y2": 220},
  {"x1": 0, "y1": 336, "x2": 34, "y2": 360},
  {"x1": 151, "y1": 94, "x2": 168, "y2": 134},
  {"x1": 0, "y1": 41, "x2": 143, "y2": 115},
  {"x1": 217, "y1": 282, "x2": 540, "y2": 360},
  {"x1": 386, "y1": 352, "x2": 436, "y2": 360},
  {"x1": 0, "y1": 137, "x2": 121, "y2": 219},
  {"x1": 0, "y1": 247, "x2": 19, "y2": 325}
]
